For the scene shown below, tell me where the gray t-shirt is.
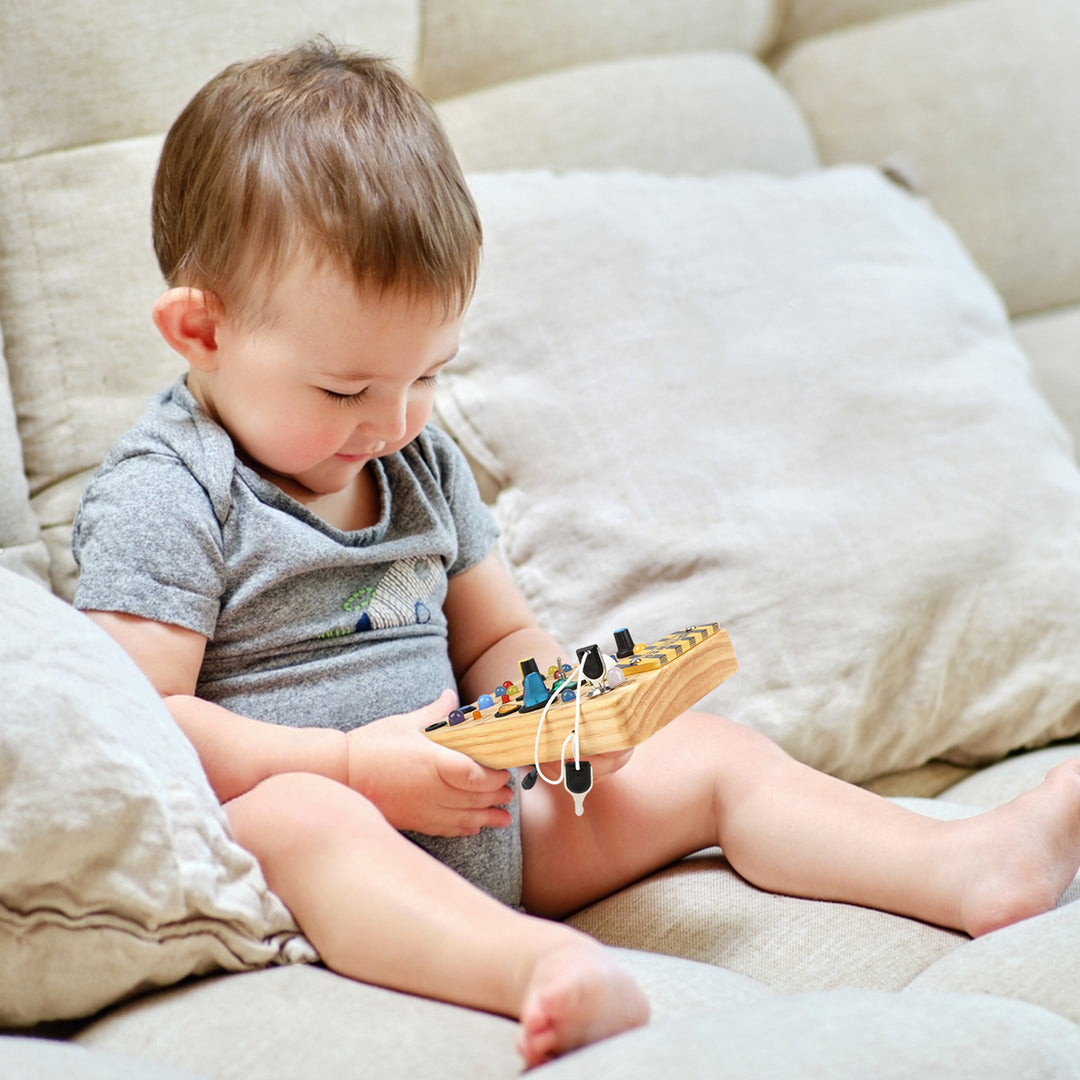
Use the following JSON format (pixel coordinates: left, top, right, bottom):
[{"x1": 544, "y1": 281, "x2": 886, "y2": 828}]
[{"x1": 73, "y1": 378, "x2": 520, "y2": 904}]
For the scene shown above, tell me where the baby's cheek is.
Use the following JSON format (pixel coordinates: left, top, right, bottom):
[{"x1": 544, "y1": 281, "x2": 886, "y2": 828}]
[
  {"x1": 266, "y1": 418, "x2": 344, "y2": 469},
  {"x1": 403, "y1": 398, "x2": 435, "y2": 441}
]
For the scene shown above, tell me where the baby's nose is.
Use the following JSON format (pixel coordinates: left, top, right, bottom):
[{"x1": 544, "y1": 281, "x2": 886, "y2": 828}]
[{"x1": 365, "y1": 394, "x2": 408, "y2": 442}]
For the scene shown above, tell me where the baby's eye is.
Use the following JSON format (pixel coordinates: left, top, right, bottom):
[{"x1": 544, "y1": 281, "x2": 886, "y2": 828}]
[
  {"x1": 322, "y1": 387, "x2": 367, "y2": 406},
  {"x1": 416, "y1": 374, "x2": 440, "y2": 388}
]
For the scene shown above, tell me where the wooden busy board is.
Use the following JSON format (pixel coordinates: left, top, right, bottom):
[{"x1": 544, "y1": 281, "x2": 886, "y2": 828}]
[{"x1": 426, "y1": 623, "x2": 738, "y2": 768}]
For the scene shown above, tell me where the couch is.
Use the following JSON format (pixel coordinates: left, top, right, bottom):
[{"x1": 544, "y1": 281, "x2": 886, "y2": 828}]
[{"x1": 4, "y1": 0, "x2": 1080, "y2": 1076}]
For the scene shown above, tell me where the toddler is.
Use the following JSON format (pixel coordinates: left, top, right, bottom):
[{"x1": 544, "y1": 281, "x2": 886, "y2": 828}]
[{"x1": 73, "y1": 41, "x2": 1080, "y2": 1069}]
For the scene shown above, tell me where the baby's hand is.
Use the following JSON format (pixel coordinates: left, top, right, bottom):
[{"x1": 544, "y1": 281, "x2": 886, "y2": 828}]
[{"x1": 345, "y1": 690, "x2": 514, "y2": 837}]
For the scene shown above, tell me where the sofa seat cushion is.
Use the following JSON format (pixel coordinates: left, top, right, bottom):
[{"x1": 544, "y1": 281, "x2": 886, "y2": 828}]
[
  {"x1": 0, "y1": 1037, "x2": 204, "y2": 1080},
  {"x1": 73, "y1": 952, "x2": 773, "y2": 1079},
  {"x1": 537, "y1": 989, "x2": 1080, "y2": 1080},
  {"x1": 940, "y1": 743, "x2": 1080, "y2": 810},
  {"x1": 435, "y1": 166, "x2": 1080, "y2": 784},
  {"x1": 0, "y1": 568, "x2": 314, "y2": 1027},
  {"x1": 908, "y1": 896, "x2": 1080, "y2": 1027},
  {"x1": 71, "y1": 963, "x2": 1080, "y2": 1079}
]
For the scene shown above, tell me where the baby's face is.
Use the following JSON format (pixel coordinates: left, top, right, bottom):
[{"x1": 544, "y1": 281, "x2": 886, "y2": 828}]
[{"x1": 190, "y1": 258, "x2": 463, "y2": 498}]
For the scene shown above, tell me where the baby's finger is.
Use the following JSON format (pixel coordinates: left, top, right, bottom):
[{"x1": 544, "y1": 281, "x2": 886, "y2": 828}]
[
  {"x1": 410, "y1": 689, "x2": 458, "y2": 728},
  {"x1": 438, "y1": 783, "x2": 515, "y2": 812},
  {"x1": 435, "y1": 747, "x2": 511, "y2": 794},
  {"x1": 440, "y1": 804, "x2": 514, "y2": 836}
]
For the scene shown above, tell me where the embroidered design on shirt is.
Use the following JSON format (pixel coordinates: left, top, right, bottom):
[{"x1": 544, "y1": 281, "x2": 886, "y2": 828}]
[{"x1": 319, "y1": 556, "x2": 441, "y2": 639}]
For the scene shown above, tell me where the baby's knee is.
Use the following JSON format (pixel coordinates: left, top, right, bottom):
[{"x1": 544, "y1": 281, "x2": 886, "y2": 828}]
[{"x1": 227, "y1": 772, "x2": 382, "y2": 864}]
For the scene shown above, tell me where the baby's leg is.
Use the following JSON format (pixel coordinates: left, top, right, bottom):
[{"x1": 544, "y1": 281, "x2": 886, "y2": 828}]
[
  {"x1": 226, "y1": 772, "x2": 648, "y2": 1068},
  {"x1": 521, "y1": 713, "x2": 1080, "y2": 936}
]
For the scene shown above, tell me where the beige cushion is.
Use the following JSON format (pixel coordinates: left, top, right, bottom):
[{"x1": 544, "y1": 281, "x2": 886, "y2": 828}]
[
  {"x1": 77, "y1": 965, "x2": 522, "y2": 1080},
  {"x1": 939, "y1": 744, "x2": 1080, "y2": 810},
  {"x1": 1014, "y1": 304, "x2": 1080, "y2": 457},
  {"x1": 909, "y1": 896, "x2": 1080, "y2": 1027},
  {"x1": 773, "y1": 0, "x2": 948, "y2": 48},
  {"x1": 435, "y1": 166, "x2": 1080, "y2": 783},
  {"x1": 74, "y1": 952, "x2": 772, "y2": 1078},
  {"x1": 860, "y1": 760, "x2": 977, "y2": 799},
  {"x1": 0, "y1": 140, "x2": 184, "y2": 597},
  {"x1": 0, "y1": 7, "x2": 420, "y2": 598},
  {"x1": 438, "y1": 53, "x2": 818, "y2": 176},
  {"x1": 0, "y1": 325, "x2": 48, "y2": 586},
  {"x1": 776, "y1": 0, "x2": 1080, "y2": 317},
  {"x1": 537, "y1": 990, "x2": 1080, "y2": 1079},
  {"x1": 0, "y1": 1039, "x2": 202, "y2": 1080},
  {"x1": 0, "y1": 568, "x2": 314, "y2": 1027},
  {"x1": 417, "y1": 0, "x2": 778, "y2": 99},
  {"x1": 0, "y1": 0, "x2": 419, "y2": 158}
]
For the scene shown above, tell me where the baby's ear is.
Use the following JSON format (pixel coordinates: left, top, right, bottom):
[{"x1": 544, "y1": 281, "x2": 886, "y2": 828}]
[{"x1": 152, "y1": 287, "x2": 221, "y2": 370}]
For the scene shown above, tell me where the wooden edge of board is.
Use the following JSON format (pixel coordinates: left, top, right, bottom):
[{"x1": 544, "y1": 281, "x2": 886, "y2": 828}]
[{"x1": 428, "y1": 629, "x2": 738, "y2": 768}]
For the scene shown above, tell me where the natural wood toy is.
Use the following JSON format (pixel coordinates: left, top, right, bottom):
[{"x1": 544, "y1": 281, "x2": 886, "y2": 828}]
[{"x1": 425, "y1": 623, "x2": 738, "y2": 769}]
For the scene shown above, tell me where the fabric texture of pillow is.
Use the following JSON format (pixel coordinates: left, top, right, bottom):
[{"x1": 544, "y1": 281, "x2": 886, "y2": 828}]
[
  {"x1": 0, "y1": 568, "x2": 315, "y2": 1027},
  {"x1": 436, "y1": 166, "x2": 1080, "y2": 782}
]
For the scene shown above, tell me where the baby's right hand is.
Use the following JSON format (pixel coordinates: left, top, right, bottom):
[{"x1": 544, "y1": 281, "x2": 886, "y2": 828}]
[{"x1": 345, "y1": 690, "x2": 515, "y2": 837}]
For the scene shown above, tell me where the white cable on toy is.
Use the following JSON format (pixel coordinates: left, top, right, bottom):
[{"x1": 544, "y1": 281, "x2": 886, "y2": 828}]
[{"x1": 532, "y1": 658, "x2": 591, "y2": 786}]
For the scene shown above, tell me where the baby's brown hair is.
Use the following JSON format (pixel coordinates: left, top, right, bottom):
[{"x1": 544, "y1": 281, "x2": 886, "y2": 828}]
[{"x1": 152, "y1": 40, "x2": 481, "y2": 324}]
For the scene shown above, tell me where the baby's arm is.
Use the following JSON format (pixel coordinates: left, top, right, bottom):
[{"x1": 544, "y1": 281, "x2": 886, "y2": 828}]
[
  {"x1": 444, "y1": 554, "x2": 563, "y2": 706},
  {"x1": 86, "y1": 611, "x2": 348, "y2": 801},
  {"x1": 443, "y1": 555, "x2": 634, "y2": 781},
  {"x1": 86, "y1": 609, "x2": 513, "y2": 833}
]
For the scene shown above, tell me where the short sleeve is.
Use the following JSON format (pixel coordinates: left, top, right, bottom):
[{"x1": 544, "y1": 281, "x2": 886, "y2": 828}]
[
  {"x1": 73, "y1": 452, "x2": 226, "y2": 637},
  {"x1": 423, "y1": 425, "x2": 499, "y2": 577}
]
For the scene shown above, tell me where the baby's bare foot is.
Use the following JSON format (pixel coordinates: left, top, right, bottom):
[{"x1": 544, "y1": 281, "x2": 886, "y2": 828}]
[
  {"x1": 516, "y1": 945, "x2": 649, "y2": 1069},
  {"x1": 955, "y1": 759, "x2": 1080, "y2": 936}
]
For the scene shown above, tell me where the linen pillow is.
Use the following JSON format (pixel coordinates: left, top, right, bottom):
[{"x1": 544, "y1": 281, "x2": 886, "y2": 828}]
[
  {"x1": 0, "y1": 568, "x2": 315, "y2": 1027},
  {"x1": 435, "y1": 166, "x2": 1080, "y2": 782}
]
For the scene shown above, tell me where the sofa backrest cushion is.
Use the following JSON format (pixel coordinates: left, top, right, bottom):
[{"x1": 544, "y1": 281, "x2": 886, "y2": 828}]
[
  {"x1": 777, "y1": 0, "x2": 1080, "y2": 317},
  {"x1": 415, "y1": 0, "x2": 778, "y2": 99},
  {"x1": 0, "y1": 1, "x2": 419, "y2": 596}
]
